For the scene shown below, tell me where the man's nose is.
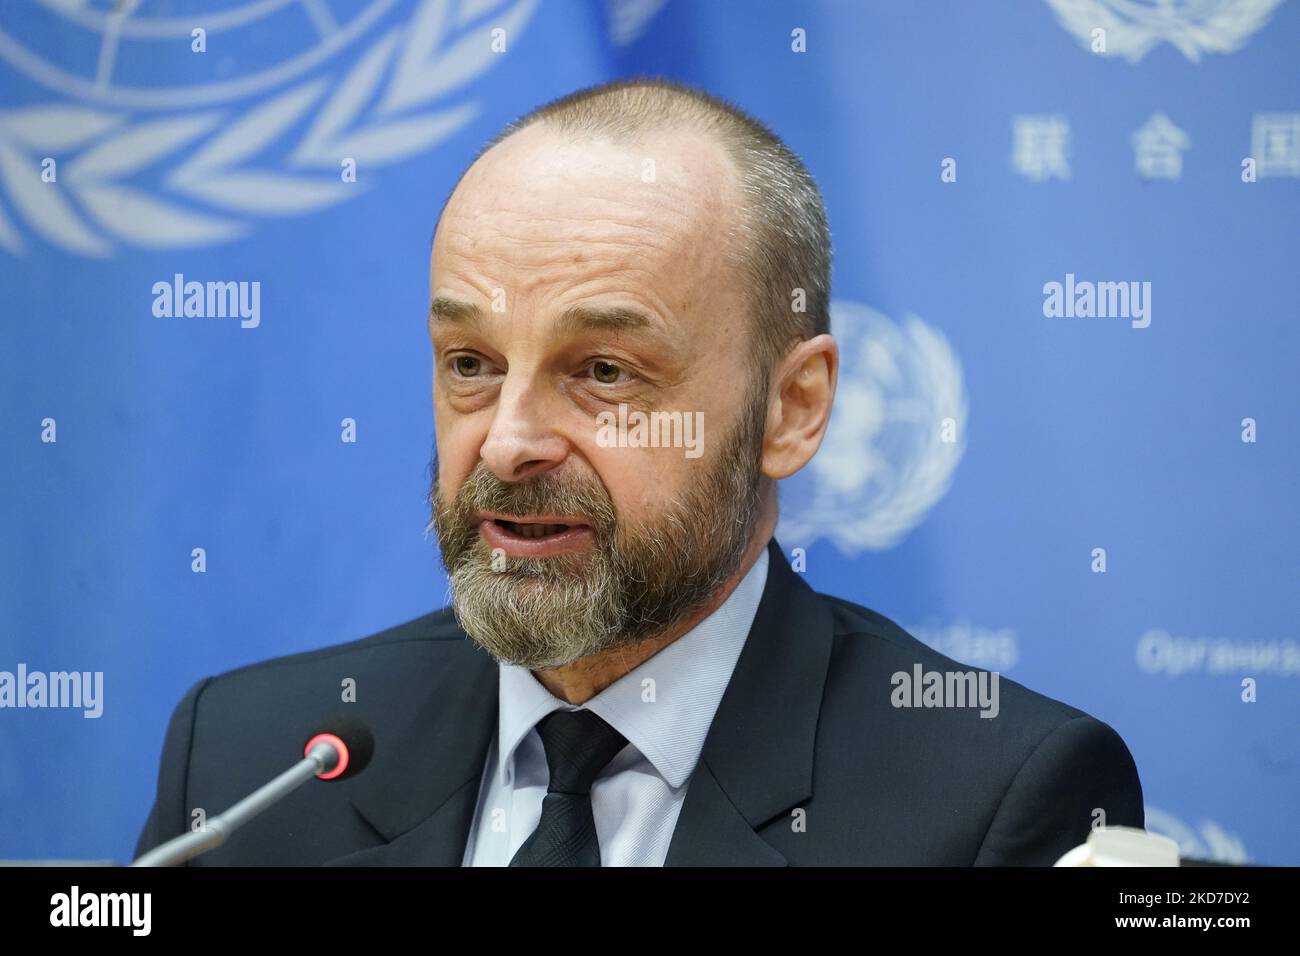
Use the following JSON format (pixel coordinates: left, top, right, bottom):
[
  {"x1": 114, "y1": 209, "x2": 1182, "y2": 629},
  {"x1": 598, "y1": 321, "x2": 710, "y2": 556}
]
[{"x1": 479, "y1": 378, "x2": 569, "y2": 484}]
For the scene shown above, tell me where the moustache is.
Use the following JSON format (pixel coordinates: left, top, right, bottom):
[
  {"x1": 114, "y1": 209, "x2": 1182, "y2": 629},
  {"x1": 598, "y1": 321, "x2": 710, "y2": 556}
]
[{"x1": 435, "y1": 463, "x2": 619, "y2": 538}]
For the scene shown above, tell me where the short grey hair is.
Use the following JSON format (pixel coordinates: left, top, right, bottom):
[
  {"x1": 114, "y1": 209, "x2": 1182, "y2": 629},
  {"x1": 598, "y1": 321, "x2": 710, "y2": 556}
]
[{"x1": 447, "y1": 77, "x2": 832, "y2": 375}]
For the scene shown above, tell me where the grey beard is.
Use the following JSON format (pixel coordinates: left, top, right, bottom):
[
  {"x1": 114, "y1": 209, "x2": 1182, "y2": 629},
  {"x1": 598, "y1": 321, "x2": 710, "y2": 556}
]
[
  {"x1": 429, "y1": 385, "x2": 768, "y2": 670},
  {"x1": 443, "y1": 539, "x2": 626, "y2": 669}
]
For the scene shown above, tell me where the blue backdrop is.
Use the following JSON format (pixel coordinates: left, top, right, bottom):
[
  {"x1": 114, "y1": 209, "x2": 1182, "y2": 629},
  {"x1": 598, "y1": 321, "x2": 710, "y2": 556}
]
[{"x1": 2, "y1": 0, "x2": 1296, "y2": 865}]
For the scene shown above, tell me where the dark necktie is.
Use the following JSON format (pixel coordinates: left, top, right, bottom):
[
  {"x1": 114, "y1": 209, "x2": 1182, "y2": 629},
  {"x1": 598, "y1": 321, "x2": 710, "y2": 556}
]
[{"x1": 508, "y1": 709, "x2": 628, "y2": 867}]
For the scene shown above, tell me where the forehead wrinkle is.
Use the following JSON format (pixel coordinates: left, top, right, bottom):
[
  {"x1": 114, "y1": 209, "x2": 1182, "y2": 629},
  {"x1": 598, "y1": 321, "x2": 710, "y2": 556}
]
[
  {"x1": 439, "y1": 233, "x2": 677, "y2": 272},
  {"x1": 435, "y1": 240, "x2": 694, "y2": 316},
  {"x1": 437, "y1": 211, "x2": 683, "y2": 265},
  {"x1": 434, "y1": 254, "x2": 733, "y2": 356},
  {"x1": 437, "y1": 212, "x2": 728, "y2": 302}
]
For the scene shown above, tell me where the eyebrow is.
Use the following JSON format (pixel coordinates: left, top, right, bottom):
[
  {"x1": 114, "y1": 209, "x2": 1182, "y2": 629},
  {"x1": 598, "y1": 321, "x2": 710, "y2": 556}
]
[
  {"x1": 555, "y1": 304, "x2": 654, "y2": 336},
  {"x1": 428, "y1": 297, "x2": 659, "y2": 337},
  {"x1": 428, "y1": 296, "x2": 485, "y2": 329}
]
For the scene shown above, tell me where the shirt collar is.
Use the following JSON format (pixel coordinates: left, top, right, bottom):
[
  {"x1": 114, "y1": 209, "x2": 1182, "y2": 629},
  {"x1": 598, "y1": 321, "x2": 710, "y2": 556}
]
[{"x1": 495, "y1": 545, "x2": 770, "y2": 789}]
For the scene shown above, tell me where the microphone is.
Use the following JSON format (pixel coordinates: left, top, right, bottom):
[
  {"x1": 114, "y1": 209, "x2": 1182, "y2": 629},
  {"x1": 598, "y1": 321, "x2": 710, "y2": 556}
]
[{"x1": 131, "y1": 715, "x2": 374, "y2": 867}]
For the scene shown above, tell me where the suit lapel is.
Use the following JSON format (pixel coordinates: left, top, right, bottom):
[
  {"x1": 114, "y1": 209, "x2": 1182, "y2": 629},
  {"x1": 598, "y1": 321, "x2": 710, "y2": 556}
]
[
  {"x1": 325, "y1": 637, "x2": 498, "y2": 866},
  {"x1": 665, "y1": 538, "x2": 835, "y2": 866},
  {"x1": 661, "y1": 758, "x2": 787, "y2": 866}
]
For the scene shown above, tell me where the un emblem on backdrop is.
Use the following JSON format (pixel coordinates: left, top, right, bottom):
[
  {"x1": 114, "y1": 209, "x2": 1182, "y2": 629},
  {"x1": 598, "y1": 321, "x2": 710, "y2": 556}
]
[
  {"x1": 776, "y1": 301, "x2": 968, "y2": 556},
  {"x1": 0, "y1": 0, "x2": 539, "y2": 257},
  {"x1": 1045, "y1": 0, "x2": 1283, "y2": 62}
]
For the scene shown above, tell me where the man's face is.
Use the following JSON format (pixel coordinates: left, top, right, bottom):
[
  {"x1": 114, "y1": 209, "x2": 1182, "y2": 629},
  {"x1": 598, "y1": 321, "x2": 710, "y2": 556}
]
[{"x1": 427, "y1": 125, "x2": 769, "y2": 669}]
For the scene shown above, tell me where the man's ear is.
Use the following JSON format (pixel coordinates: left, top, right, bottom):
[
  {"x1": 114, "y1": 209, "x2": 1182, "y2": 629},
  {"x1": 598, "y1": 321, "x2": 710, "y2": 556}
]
[{"x1": 761, "y1": 334, "x2": 838, "y2": 480}]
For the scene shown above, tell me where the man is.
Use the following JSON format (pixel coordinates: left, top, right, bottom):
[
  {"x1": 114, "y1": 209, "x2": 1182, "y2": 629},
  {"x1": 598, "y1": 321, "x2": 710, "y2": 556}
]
[{"x1": 135, "y1": 78, "x2": 1143, "y2": 866}]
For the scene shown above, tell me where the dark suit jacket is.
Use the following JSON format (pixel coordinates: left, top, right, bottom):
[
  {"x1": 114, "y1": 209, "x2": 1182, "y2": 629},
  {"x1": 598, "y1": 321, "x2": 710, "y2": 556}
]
[{"x1": 135, "y1": 538, "x2": 1143, "y2": 865}]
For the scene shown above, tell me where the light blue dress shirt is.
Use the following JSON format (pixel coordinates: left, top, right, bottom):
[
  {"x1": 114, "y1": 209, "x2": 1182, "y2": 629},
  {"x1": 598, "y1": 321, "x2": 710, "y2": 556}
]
[{"x1": 461, "y1": 547, "x2": 769, "y2": 866}]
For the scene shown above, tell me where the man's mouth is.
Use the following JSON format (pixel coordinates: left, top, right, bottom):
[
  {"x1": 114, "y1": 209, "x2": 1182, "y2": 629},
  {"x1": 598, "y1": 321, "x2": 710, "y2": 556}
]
[
  {"x1": 477, "y1": 514, "x2": 597, "y2": 556},
  {"x1": 495, "y1": 520, "x2": 571, "y2": 539}
]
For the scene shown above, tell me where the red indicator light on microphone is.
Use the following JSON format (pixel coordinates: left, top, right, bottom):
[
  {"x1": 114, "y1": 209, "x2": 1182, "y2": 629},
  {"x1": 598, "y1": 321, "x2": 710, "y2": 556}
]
[{"x1": 304, "y1": 732, "x2": 349, "y2": 780}]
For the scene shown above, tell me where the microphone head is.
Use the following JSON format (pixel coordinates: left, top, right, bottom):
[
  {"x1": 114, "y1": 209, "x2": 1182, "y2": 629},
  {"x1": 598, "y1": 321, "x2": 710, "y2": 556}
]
[{"x1": 303, "y1": 714, "x2": 375, "y2": 781}]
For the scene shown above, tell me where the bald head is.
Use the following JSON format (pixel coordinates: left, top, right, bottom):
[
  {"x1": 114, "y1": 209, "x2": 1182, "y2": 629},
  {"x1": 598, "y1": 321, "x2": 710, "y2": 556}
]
[{"x1": 434, "y1": 78, "x2": 832, "y2": 373}]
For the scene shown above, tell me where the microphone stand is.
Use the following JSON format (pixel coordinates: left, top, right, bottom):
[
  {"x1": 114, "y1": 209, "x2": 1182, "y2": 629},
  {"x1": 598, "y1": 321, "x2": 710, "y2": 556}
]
[{"x1": 131, "y1": 741, "x2": 338, "y2": 867}]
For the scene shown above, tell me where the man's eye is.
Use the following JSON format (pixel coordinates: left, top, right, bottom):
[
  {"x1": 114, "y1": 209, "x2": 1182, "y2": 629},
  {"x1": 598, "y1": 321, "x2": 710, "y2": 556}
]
[
  {"x1": 453, "y1": 355, "x2": 482, "y2": 377},
  {"x1": 591, "y1": 360, "x2": 622, "y2": 384}
]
